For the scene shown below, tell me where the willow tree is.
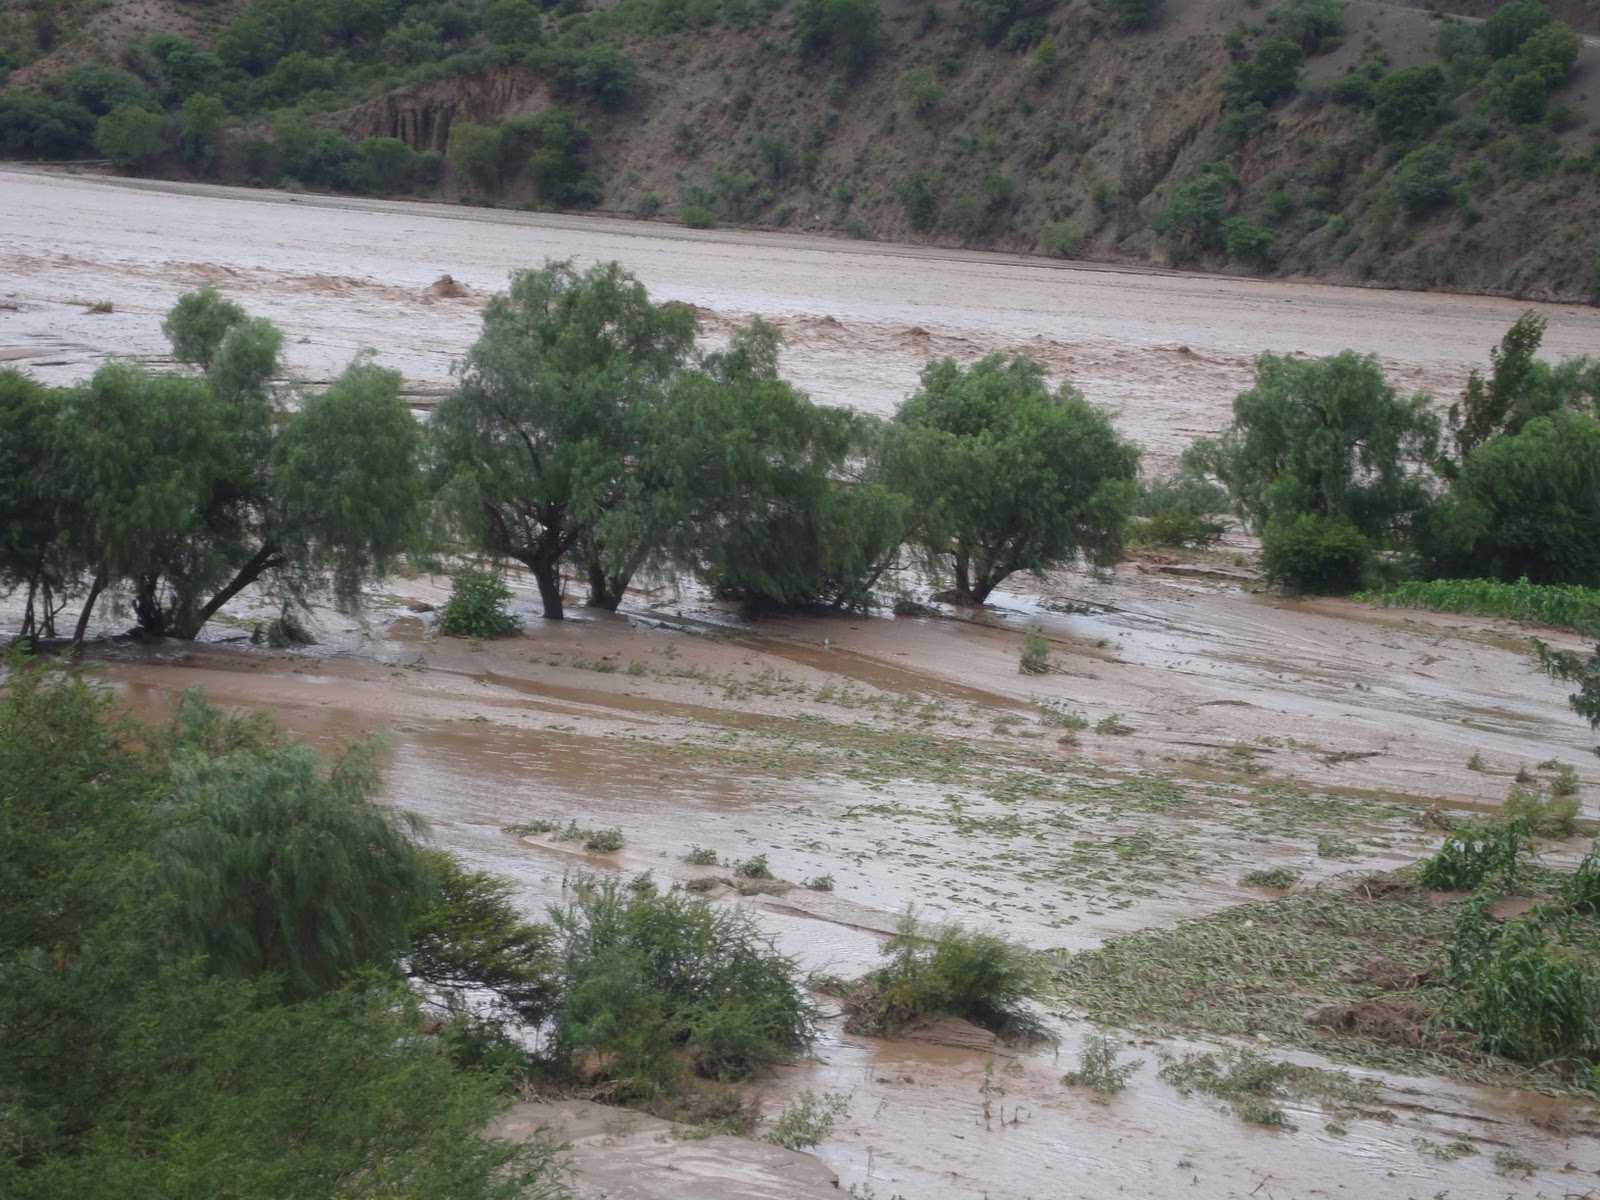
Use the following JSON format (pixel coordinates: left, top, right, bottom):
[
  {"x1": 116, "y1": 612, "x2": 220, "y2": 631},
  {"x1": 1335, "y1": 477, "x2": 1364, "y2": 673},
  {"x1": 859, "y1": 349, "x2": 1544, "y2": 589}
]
[
  {"x1": 433, "y1": 261, "x2": 697, "y2": 618},
  {"x1": 886, "y1": 354, "x2": 1139, "y2": 604},
  {"x1": 642, "y1": 320, "x2": 907, "y2": 611}
]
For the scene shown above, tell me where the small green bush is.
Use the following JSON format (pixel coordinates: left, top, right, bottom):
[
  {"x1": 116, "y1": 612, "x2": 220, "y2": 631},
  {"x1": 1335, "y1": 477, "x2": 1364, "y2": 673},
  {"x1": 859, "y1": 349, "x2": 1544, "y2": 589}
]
[
  {"x1": 1038, "y1": 220, "x2": 1081, "y2": 258},
  {"x1": 1446, "y1": 899, "x2": 1600, "y2": 1064},
  {"x1": 764, "y1": 1090, "x2": 849, "y2": 1149},
  {"x1": 898, "y1": 67, "x2": 941, "y2": 114},
  {"x1": 1392, "y1": 144, "x2": 1455, "y2": 215},
  {"x1": 1019, "y1": 629, "x2": 1050, "y2": 675},
  {"x1": 549, "y1": 878, "x2": 814, "y2": 1093},
  {"x1": 844, "y1": 914, "x2": 1049, "y2": 1039},
  {"x1": 1417, "y1": 820, "x2": 1528, "y2": 891},
  {"x1": 1502, "y1": 784, "x2": 1578, "y2": 839},
  {"x1": 1222, "y1": 216, "x2": 1274, "y2": 265},
  {"x1": 438, "y1": 569, "x2": 522, "y2": 638},
  {"x1": 683, "y1": 845, "x2": 720, "y2": 866},
  {"x1": 793, "y1": 0, "x2": 881, "y2": 78},
  {"x1": 681, "y1": 203, "x2": 717, "y2": 228},
  {"x1": 1260, "y1": 513, "x2": 1369, "y2": 594},
  {"x1": 733, "y1": 853, "x2": 774, "y2": 879},
  {"x1": 1062, "y1": 1031, "x2": 1143, "y2": 1099}
]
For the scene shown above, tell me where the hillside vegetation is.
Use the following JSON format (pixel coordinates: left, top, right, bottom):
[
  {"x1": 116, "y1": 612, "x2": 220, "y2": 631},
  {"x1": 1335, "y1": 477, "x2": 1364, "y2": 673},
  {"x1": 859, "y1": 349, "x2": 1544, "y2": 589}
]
[{"x1": 2, "y1": 0, "x2": 1598, "y2": 300}]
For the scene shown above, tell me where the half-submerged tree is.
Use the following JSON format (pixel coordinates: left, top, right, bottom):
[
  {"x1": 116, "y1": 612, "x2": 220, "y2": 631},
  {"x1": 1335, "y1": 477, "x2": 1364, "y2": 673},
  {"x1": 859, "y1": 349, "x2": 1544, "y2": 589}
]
[
  {"x1": 644, "y1": 320, "x2": 907, "y2": 611},
  {"x1": 886, "y1": 354, "x2": 1138, "y2": 605},
  {"x1": 1188, "y1": 351, "x2": 1437, "y2": 591},
  {"x1": 2, "y1": 288, "x2": 426, "y2": 642},
  {"x1": 433, "y1": 260, "x2": 697, "y2": 619}
]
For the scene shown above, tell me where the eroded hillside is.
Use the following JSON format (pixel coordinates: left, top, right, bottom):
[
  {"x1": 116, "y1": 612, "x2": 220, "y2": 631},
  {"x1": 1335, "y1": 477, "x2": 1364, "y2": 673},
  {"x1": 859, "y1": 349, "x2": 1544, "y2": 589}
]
[{"x1": 4, "y1": 0, "x2": 1599, "y2": 300}]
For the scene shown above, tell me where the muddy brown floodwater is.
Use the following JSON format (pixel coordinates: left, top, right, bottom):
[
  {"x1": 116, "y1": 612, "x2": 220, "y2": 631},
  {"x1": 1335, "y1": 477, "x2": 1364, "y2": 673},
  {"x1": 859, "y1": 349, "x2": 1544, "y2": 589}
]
[
  {"x1": 5, "y1": 166, "x2": 1600, "y2": 1199},
  {"x1": 4, "y1": 165, "x2": 1599, "y2": 472}
]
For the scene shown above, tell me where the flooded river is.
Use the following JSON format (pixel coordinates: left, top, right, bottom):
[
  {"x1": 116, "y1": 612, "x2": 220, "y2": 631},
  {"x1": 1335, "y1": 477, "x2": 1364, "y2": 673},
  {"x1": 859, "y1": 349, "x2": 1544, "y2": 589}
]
[{"x1": 5, "y1": 166, "x2": 1600, "y2": 1198}]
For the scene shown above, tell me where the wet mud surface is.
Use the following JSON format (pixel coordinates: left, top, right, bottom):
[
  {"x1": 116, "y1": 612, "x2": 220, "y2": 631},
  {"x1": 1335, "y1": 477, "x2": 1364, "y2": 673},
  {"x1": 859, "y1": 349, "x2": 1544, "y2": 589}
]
[
  {"x1": 67, "y1": 555, "x2": 1600, "y2": 1199},
  {"x1": 7, "y1": 167, "x2": 1600, "y2": 1196}
]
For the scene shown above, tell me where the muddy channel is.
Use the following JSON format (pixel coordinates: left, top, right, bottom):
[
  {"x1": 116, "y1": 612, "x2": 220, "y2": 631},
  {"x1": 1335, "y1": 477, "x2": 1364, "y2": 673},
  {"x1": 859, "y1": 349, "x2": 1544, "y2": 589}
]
[{"x1": 5, "y1": 167, "x2": 1600, "y2": 1198}]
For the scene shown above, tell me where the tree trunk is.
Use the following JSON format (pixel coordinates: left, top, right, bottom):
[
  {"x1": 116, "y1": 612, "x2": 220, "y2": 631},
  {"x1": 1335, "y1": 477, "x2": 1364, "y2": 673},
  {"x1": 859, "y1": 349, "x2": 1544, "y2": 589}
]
[
  {"x1": 72, "y1": 573, "x2": 106, "y2": 646},
  {"x1": 585, "y1": 557, "x2": 630, "y2": 612},
  {"x1": 180, "y1": 543, "x2": 281, "y2": 638},
  {"x1": 18, "y1": 577, "x2": 37, "y2": 644},
  {"x1": 951, "y1": 554, "x2": 979, "y2": 605},
  {"x1": 133, "y1": 574, "x2": 167, "y2": 636},
  {"x1": 531, "y1": 560, "x2": 565, "y2": 620}
]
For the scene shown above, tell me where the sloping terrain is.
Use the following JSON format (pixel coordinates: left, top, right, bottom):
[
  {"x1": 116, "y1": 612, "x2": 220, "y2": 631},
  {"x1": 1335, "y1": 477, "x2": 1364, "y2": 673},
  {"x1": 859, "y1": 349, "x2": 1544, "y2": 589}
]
[{"x1": 4, "y1": 0, "x2": 1598, "y2": 301}]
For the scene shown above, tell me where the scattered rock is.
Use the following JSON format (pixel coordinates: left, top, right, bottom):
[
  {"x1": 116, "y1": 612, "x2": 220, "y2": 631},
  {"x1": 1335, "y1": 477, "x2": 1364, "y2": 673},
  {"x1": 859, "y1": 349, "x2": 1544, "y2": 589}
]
[
  {"x1": 404, "y1": 599, "x2": 436, "y2": 613},
  {"x1": 428, "y1": 274, "x2": 468, "y2": 298}
]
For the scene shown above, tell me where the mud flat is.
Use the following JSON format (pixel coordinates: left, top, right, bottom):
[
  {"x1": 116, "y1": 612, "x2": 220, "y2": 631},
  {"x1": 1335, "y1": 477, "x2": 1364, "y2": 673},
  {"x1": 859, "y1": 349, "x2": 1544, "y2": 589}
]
[
  {"x1": 59, "y1": 550, "x2": 1600, "y2": 1200},
  {"x1": 4, "y1": 167, "x2": 1600, "y2": 471},
  {"x1": 7, "y1": 166, "x2": 1600, "y2": 1197}
]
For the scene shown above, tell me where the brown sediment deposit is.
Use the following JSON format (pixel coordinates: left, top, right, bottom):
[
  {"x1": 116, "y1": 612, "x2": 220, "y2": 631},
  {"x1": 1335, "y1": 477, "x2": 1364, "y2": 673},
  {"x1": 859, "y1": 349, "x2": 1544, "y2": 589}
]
[{"x1": 8, "y1": 167, "x2": 1600, "y2": 1197}]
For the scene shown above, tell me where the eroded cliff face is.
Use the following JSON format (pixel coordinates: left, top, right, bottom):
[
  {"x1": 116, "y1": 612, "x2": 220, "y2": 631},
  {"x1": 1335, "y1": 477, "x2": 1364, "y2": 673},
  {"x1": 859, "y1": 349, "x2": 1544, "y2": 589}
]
[{"x1": 342, "y1": 68, "x2": 551, "y2": 152}]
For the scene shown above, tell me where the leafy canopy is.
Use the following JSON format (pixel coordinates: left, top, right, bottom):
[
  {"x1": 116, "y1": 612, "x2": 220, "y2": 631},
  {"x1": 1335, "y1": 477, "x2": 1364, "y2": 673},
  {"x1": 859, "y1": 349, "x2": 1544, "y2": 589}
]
[{"x1": 887, "y1": 353, "x2": 1139, "y2": 604}]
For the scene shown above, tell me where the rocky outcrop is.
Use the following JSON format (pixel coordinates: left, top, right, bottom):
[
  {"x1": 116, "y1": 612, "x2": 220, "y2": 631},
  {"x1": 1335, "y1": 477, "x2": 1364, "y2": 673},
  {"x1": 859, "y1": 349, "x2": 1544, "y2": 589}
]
[{"x1": 342, "y1": 68, "x2": 550, "y2": 152}]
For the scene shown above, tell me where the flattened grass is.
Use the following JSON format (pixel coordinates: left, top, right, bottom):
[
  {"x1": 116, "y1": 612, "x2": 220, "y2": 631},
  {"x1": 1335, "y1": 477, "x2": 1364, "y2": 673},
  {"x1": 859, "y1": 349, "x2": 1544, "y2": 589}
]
[
  {"x1": 1053, "y1": 874, "x2": 1593, "y2": 1093},
  {"x1": 1358, "y1": 578, "x2": 1600, "y2": 635}
]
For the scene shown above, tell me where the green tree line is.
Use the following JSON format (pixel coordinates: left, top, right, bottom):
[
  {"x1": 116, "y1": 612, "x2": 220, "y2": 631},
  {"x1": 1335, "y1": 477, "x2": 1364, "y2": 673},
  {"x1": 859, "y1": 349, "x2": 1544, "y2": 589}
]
[
  {"x1": 4, "y1": 264, "x2": 1596, "y2": 648},
  {"x1": 2, "y1": 261, "x2": 1141, "y2": 639}
]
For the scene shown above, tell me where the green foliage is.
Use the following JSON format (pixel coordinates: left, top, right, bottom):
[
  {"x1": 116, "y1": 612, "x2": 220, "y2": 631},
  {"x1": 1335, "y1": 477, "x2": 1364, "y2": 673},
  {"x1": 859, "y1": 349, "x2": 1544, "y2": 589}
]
[
  {"x1": 408, "y1": 850, "x2": 558, "y2": 1026},
  {"x1": 1019, "y1": 629, "x2": 1050, "y2": 674},
  {"x1": 958, "y1": 0, "x2": 1050, "y2": 47},
  {"x1": 162, "y1": 285, "x2": 246, "y2": 368},
  {"x1": 548, "y1": 877, "x2": 813, "y2": 1093},
  {"x1": 1359, "y1": 578, "x2": 1600, "y2": 634},
  {"x1": 1038, "y1": 220, "x2": 1081, "y2": 258},
  {"x1": 1062, "y1": 1031, "x2": 1143, "y2": 1098},
  {"x1": 95, "y1": 103, "x2": 166, "y2": 169},
  {"x1": 1189, "y1": 351, "x2": 1437, "y2": 545},
  {"x1": 764, "y1": 1090, "x2": 849, "y2": 1149},
  {"x1": 433, "y1": 261, "x2": 698, "y2": 618},
  {"x1": 7, "y1": 291, "x2": 425, "y2": 641},
  {"x1": 844, "y1": 913, "x2": 1049, "y2": 1039},
  {"x1": 544, "y1": 44, "x2": 640, "y2": 111},
  {"x1": 178, "y1": 93, "x2": 225, "y2": 173},
  {"x1": 886, "y1": 354, "x2": 1139, "y2": 604},
  {"x1": 439, "y1": 570, "x2": 522, "y2": 638},
  {"x1": 1131, "y1": 473, "x2": 1228, "y2": 546},
  {"x1": 448, "y1": 121, "x2": 505, "y2": 192},
  {"x1": 1267, "y1": 0, "x2": 1344, "y2": 55},
  {"x1": 484, "y1": 0, "x2": 545, "y2": 46},
  {"x1": 140, "y1": 33, "x2": 224, "y2": 105},
  {"x1": 47, "y1": 64, "x2": 155, "y2": 116},
  {"x1": 681, "y1": 202, "x2": 717, "y2": 227},
  {"x1": 1156, "y1": 163, "x2": 1232, "y2": 261},
  {"x1": 1424, "y1": 412, "x2": 1600, "y2": 586},
  {"x1": 353, "y1": 135, "x2": 417, "y2": 193},
  {"x1": 1260, "y1": 513, "x2": 1370, "y2": 593},
  {"x1": 1417, "y1": 821, "x2": 1529, "y2": 891},
  {"x1": 1391, "y1": 143, "x2": 1454, "y2": 215},
  {"x1": 0, "y1": 671, "x2": 560, "y2": 1199},
  {"x1": 1105, "y1": 0, "x2": 1164, "y2": 32},
  {"x1": 793, "y1": 0, "x2": 880, "y2": 78},
  {"x1": 157, "y1": 694, "x2": 429, "y2": 999},
  {"x1": 1480, "y1": 0, "x2": 1550, "y2": 60},
  {"x1": 1373, "y1": 65, "x2": 1444, "y2": 143},
  {"x1": 647, "y1": 322, "x2": 906, "y2": 611},
  {"x1": 898, "y1": 66, "x2": 941, "y2": 114},
  {"x1": 1222, "y1": 37, "x2": 1303, "y2": 108},
  {"x1": 0, "y1": 95, "x2": 96, "y2": 159},
  {"x1": 1502, "y1": 784, "x2": 1579, "y2": 839},
  {"x1": 1445, "y1": 898, "x2": 1600, "y2": 1065},
  {"x1": 1537, "y1": 638, "x2": 1600, "y2": 748},
  {"x1": 896, "y1": 170, "x2": 939, "y2": 231},
  {"x1": 1222, "y1": 216, "x2": 1274, "y2": 265}
]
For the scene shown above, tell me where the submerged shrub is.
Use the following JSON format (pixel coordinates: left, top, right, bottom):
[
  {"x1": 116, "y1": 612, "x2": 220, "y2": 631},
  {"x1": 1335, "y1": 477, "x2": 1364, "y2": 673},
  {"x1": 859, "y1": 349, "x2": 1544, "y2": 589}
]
[
  {"x1": 548, "y1": 878, "x2": 813, "y2": 1095},
  {"x1": 438, "y1": 570, "x2": 521, "y2": 638},
  {"x1": 1019, "y1": 629, "x2": 1050, "y2": 675},
  {"x1": 844, "y1": 913, "x2": 1049, "y2": 1039}
]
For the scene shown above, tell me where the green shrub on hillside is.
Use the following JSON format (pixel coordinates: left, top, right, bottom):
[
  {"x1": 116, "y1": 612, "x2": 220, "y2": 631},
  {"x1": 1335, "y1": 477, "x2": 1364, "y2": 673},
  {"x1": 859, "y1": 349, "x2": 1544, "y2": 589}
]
[
  {"x1": 0, "y1": 95, "x2": 96, "y2": 159},
  {"x1": 794, "y1": 0, "x2": 880, "y2": 77},
  {"x1": 1372, "y1": 65, "x2": 1445, "y2": 143},
  {"x1": 94, "y1": 103, "x2": 166, "y2": 169},
  {"x1": 1392, "y1": 144, "x2": 1455, "y2": 215}
]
